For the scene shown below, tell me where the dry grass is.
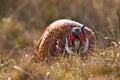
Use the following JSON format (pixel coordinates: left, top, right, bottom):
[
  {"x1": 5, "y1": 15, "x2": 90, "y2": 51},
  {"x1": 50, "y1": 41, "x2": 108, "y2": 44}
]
[
  {"x1": 0, "y1": 0, "x2": 120, "y2": 80},
  {"x1": 0, "y1": 46, "x2": 120, "y2": 80}
]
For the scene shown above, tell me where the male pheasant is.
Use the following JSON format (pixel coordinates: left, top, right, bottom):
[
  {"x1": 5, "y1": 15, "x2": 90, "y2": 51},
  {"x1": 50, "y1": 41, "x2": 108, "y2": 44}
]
[{"x1": 32, "y1": 19, "x2": 96, "y2": 62}]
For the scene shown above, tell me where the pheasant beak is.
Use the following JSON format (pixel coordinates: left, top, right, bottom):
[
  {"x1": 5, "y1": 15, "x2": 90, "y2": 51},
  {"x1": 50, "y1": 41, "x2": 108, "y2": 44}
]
[{"x1": 74, "y1": 39, "x2": 80, "y2": 50}]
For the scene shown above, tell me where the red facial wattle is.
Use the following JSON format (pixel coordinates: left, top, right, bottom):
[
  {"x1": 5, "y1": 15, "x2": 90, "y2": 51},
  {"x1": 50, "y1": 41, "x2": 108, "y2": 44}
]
[
  {"x1": 78, "y1": 32, "x2": 86, "y2": 46},
  {"x1": 68, "y1": 32, "x2": 75, "y2": 46},
  {"x1": 68, "y1": 31, "x2": 86, "y2": 46}
]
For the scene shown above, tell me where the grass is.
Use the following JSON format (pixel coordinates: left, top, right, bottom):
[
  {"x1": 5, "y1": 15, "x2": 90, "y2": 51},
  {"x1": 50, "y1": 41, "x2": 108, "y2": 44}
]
[
  {"x1": 0, "y1": 0, "x2": 120, "y2": 79},
  {"x1": 0, "y1": 14, "x2": 120, "y2": 80},
  {"x1": 0, "y1": 15, "x2": 119, "y2": 80},
  {"x1": 0, "y1": 45, "x2": 120, "y2": 80}
]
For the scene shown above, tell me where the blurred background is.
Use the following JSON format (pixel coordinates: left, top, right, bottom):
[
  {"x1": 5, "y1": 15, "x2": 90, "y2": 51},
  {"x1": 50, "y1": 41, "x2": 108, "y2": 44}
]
[
  {"x1": 0, "y1": 0, "x2": 120, "y2": 51},
  {"x1": 0, "y1": 1, "x2": 120, "y2": 79}
]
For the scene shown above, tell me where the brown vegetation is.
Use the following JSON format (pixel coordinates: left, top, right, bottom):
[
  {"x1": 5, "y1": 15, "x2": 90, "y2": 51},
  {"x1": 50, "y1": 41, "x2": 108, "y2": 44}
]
[{"x1": 0, "y1": 0, "x2": 120, "y2": 80}]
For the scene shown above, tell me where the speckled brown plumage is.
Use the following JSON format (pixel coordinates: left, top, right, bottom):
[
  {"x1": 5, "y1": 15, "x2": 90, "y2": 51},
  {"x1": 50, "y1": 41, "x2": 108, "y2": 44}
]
[{"x1": 32, "y1": 19, "x2": 96, "y2": 62}]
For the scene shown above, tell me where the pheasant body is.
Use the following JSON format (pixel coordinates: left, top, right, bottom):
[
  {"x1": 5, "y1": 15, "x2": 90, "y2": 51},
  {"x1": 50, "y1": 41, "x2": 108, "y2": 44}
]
[{"x1": 33, "y1": 19, "x2": 96, "y2": 62}]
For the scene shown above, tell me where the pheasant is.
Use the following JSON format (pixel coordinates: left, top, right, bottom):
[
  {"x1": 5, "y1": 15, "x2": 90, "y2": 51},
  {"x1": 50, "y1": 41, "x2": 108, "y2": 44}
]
[{"x1": 32, "y1": 19, "x2": 96, "y2": 62}]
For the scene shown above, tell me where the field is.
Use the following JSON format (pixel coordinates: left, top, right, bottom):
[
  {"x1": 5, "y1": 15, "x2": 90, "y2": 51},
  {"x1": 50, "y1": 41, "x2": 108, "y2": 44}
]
[{"x1": 0, "y1": 0, "x2": 120, "y2": 80}]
